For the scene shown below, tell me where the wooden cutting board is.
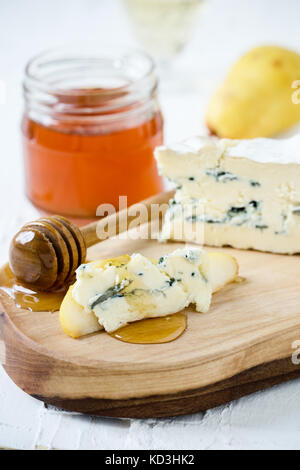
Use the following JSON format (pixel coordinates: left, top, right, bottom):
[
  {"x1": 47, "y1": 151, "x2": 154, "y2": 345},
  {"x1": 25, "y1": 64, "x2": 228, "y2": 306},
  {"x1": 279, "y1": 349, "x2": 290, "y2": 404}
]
[{"x1": 1, "y1": 222, "x2": 300, "y2": 418}]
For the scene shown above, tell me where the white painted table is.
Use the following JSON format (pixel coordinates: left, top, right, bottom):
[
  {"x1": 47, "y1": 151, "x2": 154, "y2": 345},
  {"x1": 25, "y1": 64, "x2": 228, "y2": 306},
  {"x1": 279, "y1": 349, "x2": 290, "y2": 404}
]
[{"x1": 1, "y1": 0, "x2": 300, "y2": 450}]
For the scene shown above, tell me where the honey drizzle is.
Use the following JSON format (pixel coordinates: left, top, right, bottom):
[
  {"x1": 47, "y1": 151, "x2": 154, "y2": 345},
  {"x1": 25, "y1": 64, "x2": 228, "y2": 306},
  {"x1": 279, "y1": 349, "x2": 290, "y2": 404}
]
[
  {"x1": 109, "y1": 313, "x2": 187, "y2": 344},
  {"x1": 0, "y1": 263, "x2": 67, "y2": 312},
  {"x1": 0, "y1": 263, "x2": 187, "y2": 344},
  {"x1": 233, "y1": 275, "x2": 246, "y2": 284}
]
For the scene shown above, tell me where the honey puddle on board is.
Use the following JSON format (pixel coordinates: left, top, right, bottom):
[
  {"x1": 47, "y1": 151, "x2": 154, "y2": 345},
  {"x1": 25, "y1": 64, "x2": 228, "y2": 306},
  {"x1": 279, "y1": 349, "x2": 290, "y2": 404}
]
[
  {"x1": 0, "y1": 263, "x2": 67, "y2": 312},
  {"x1": 0, "y1": 263, "x2": 187, "y2": 344},
  {"x1": 110, "y1": 313, "x2": 187, "y2": 344}
]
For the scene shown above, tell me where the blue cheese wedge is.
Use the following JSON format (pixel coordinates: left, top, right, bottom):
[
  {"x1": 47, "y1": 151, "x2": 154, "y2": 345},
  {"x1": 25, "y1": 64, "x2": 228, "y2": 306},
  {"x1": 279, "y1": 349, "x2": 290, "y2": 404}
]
[
  {"x1": 155, "y1": 134, "x2": 300, "y2": 254},
  {"x1": 60, "y1": 249, "x2": 238, "y2": 338}
]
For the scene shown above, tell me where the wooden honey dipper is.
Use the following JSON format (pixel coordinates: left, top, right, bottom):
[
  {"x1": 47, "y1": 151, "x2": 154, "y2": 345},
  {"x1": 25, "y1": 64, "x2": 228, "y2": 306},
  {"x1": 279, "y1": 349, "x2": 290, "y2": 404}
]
[{"x1": 9, "y1": 190, "x2": 174, "y2": 290}]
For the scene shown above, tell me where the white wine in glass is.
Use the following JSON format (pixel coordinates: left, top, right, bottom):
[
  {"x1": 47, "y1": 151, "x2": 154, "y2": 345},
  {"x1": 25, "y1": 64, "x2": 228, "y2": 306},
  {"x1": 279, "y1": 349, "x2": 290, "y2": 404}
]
[{"x1": 123, "y1": 0, "x2": 205, "y2": 63}]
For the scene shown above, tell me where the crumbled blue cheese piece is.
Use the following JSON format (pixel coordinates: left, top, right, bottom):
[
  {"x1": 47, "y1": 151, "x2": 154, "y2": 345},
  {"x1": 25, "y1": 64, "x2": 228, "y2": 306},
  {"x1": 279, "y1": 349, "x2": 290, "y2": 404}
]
[
  {"x1": 72, "y1": 248, "x2": 212, "y2": 332},
  {"x1": 157, "y1": 248, "x2": 211, "y2": 312}
]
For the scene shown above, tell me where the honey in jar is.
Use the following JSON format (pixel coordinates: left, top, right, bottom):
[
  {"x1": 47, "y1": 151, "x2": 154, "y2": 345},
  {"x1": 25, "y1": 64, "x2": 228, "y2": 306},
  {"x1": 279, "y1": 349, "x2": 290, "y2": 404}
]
[{"x1": 22, "y1": 47, "x2": 164, "y2": 219}]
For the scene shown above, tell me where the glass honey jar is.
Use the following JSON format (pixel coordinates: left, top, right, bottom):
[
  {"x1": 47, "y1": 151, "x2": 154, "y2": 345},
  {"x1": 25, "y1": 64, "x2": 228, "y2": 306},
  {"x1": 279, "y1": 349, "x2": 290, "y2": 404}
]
[{"x1": 22, "y1": 46, "x2": 164, "y2": 219}]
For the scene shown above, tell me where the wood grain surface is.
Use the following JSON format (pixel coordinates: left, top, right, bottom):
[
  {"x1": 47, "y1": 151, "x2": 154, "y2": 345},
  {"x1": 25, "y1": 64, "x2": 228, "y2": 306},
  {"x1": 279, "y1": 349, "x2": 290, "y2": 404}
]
[{"x1": 1, "y1": 222, "x2": 300, "y2": 418}]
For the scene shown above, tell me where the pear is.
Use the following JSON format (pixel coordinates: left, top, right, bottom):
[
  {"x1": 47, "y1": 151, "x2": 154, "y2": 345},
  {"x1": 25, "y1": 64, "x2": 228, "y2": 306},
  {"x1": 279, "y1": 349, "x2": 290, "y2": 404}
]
[{"x1": 206, "y1": 45, "x2": 300, "y2": 138}]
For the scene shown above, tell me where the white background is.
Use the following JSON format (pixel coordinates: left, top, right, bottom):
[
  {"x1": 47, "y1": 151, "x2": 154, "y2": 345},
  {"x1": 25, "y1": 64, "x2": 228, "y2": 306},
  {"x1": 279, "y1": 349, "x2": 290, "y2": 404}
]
[{"x1": 1, "y1": 0, "x2": 300, "y2": 450}]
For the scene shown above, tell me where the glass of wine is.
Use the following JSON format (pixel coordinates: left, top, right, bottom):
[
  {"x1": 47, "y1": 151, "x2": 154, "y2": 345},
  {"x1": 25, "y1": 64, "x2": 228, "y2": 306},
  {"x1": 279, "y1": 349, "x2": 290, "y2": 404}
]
[{"x1": 123, "y1": 0, "x2": 205, "y2": 64}]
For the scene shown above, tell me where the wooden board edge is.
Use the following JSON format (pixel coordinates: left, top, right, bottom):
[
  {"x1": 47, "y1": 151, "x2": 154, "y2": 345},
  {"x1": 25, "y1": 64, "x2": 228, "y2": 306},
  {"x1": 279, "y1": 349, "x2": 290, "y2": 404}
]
[
  {"x1": 2, "y1": 300, "x2": 300, "y2": 410},
  {"x1": 31, "y1": 356, "x2": 300, "y2": 418},
  {"x1": 2, "y1": 299, "x2": 300, "y2": 418}
]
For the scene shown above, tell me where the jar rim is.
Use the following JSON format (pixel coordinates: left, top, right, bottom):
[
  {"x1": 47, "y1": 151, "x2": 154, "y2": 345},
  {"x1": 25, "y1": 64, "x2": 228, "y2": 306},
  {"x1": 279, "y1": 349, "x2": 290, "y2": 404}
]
[
  {"x1": 23, "y1": 44, "x2": 159, "y2": 125},
  {"x1": 25, "y1": 44, "x2": 156, "y2": 94}
]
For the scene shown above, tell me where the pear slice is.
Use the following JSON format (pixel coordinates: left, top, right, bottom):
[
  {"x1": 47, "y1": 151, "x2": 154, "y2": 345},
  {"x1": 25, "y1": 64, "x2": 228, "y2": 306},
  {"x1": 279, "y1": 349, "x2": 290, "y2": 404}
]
[
  {"x1": 59, "y1": 285, "x2": 102, "y2": 339},
  {"x1": 203, "y1": 252, "x2": 239, "y2": 293}
]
